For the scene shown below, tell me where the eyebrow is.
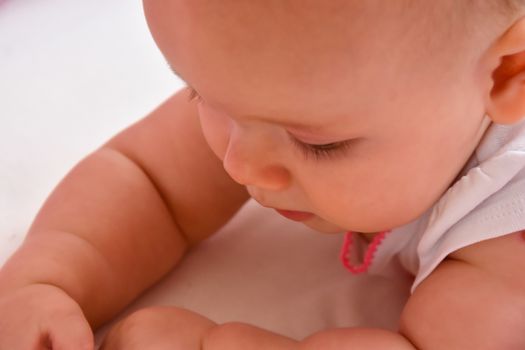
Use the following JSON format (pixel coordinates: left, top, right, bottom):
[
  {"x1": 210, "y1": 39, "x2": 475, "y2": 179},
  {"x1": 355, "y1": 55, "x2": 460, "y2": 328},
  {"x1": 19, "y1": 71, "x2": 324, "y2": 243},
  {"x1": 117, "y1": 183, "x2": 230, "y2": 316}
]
[{"x1": 166, "y1": 62, "x2": 333, "y2": 133}]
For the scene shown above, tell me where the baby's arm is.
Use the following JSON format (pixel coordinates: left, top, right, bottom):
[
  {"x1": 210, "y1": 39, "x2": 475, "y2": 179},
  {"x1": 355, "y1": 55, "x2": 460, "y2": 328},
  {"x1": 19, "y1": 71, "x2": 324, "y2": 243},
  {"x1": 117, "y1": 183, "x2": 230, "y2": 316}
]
[
  {"x1": 103, "y1": 231, "x2": 525, "y2": 349},
  {"x1": 399, "y1": 230, "x2": 525, "y2": 348},
  {"x1": 0, "y1": 88, "x2": 248, "y2": 343}
]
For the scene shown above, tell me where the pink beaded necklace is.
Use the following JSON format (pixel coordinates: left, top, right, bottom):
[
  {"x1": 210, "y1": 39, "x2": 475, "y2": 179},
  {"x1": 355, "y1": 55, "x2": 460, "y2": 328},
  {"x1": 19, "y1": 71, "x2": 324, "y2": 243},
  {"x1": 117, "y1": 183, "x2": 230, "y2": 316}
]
[{"x1": 339, "y1": 230, "x2": 390, "y2": 274}]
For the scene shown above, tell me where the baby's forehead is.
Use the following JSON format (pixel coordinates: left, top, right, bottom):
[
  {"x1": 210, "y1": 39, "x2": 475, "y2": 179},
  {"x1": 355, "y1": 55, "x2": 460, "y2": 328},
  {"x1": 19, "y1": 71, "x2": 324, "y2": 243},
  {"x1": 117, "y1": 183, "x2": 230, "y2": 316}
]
[
  {"x1": 152, "y1": 0, "x2": 508, "y2": 132},
  {"x1": 188, "y1": 1, "x2": 427, "y2": 34},
  {"x1": 161, "y1": 0, "x2": 510, "y2": 58},
  {"x1": 172, "y1": 1, "x2": 472, "y2": 86},
  {"x1": 182, "y1": 1, "x2": 479, "y2": 60}
]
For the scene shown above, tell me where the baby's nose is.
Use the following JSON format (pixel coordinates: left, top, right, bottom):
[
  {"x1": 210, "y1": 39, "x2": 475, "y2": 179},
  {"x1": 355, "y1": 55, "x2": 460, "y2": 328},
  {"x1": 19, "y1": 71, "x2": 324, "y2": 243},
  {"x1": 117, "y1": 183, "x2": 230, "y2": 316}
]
[{"x1": 222, "y1": 129, "x2": 291, "y2": 191}]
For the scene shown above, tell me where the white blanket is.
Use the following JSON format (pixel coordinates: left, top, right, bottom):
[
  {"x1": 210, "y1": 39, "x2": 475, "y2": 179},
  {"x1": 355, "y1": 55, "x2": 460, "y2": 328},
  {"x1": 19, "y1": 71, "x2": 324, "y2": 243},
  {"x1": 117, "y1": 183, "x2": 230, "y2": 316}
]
[{"x1": 0, "y1": 0, "x2": 411, "y2": 347}]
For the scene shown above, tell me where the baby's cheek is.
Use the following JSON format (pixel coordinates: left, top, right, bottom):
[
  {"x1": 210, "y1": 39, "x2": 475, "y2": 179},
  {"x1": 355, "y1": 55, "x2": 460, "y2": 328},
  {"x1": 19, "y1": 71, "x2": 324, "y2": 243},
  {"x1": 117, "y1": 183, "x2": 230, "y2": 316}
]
[{"x1": 521, "y1": 230, "x2": 525, "y2": 241}]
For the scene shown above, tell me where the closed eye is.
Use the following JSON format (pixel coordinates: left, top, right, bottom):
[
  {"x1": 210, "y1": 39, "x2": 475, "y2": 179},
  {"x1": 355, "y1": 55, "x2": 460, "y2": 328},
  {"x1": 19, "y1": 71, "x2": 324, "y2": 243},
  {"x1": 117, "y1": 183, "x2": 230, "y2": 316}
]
[{"x1": 288, "y1": 135, "x2": 353, "y2": 161}]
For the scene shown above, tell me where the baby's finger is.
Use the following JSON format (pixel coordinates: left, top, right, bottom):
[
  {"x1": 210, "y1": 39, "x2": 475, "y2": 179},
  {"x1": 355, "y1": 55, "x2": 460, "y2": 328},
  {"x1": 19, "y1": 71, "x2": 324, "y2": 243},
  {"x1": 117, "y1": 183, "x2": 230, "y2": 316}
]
[
  {"x1": 0, "y1": 330, "x2": 44, "y2": 350},
  {"x1": 46, "y1": 312, "x2": 95, "y2": 350}
]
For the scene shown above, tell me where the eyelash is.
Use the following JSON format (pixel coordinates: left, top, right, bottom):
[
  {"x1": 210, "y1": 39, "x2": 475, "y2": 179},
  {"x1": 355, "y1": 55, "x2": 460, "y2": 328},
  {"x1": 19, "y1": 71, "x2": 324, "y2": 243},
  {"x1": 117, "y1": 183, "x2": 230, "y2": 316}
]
[
  {"x1": 289, "y1": 135, "x2": 352, "y2": 161},
  {"x1": 187, "y1": 86, "x2": 351, "y2": 161}
]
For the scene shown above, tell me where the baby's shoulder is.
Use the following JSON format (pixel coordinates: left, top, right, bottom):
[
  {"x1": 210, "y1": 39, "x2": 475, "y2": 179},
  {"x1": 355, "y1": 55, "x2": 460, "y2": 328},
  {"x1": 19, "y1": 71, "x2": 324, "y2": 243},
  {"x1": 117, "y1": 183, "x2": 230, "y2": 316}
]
[{"x1": 448, "y1": 230, "x2": 525, "y2": 291}]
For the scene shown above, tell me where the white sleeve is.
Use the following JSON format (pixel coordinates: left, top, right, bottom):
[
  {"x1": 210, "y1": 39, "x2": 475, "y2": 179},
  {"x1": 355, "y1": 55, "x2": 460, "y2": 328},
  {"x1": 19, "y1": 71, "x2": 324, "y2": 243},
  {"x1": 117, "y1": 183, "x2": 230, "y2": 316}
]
[{"x1": 409, "y1": 122, "x2": 525, "y2": 292}]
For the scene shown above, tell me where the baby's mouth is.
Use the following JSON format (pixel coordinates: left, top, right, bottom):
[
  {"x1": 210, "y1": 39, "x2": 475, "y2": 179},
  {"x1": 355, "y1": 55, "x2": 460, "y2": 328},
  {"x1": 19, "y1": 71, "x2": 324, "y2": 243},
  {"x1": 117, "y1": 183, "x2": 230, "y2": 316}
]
[{"x1": 248, "y1": 193, "x2": 315, "y2": 222}]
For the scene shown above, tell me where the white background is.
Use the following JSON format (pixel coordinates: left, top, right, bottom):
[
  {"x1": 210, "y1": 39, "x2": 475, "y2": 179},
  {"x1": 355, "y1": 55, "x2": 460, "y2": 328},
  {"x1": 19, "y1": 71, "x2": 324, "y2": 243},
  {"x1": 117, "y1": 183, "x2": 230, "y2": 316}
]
[{"x1": 0, "y1": 0, "x2": 179, "y2": 262}]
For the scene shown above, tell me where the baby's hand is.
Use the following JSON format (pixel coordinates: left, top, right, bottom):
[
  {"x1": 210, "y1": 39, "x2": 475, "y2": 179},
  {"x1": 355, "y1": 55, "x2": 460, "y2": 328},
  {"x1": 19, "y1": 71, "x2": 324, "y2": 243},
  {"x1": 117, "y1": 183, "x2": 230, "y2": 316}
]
[
  {"x1": 100, "y1": 306, "x2": 216, "y2": 350},
  {"x1": 0, "y1": 283, "x2": 94, "y2": 349}
]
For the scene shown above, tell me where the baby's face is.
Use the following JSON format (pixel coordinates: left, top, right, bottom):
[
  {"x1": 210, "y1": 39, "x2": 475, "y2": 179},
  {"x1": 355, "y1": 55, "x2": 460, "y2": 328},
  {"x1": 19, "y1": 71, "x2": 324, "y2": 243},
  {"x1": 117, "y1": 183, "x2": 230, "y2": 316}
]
[{"x1": 144, "y1": 0, "x2": 493, "y2": 233}]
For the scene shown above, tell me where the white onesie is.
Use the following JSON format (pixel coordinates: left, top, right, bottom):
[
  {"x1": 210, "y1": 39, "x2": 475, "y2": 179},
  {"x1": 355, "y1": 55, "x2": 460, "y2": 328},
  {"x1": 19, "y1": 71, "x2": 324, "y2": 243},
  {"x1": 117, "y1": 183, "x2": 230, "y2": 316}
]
[{"x1": 344, "y1": 118, "x2": 525, "y2": 293}]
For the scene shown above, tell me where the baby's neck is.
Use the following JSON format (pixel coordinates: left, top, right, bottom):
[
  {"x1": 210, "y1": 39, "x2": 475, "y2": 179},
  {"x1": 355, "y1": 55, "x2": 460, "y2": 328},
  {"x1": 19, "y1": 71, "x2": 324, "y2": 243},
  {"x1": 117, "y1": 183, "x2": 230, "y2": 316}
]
[{"x1": 355, "y1": 232, "x2": 378, "y2": 243}]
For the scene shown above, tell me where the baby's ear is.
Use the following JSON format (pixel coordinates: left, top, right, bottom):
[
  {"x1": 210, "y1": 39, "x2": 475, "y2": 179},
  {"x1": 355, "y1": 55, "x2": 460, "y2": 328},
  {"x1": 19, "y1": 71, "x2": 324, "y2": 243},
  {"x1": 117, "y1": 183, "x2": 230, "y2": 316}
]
[{"x1": 486, "y1": 16, "x2": 525, "y2": 125}]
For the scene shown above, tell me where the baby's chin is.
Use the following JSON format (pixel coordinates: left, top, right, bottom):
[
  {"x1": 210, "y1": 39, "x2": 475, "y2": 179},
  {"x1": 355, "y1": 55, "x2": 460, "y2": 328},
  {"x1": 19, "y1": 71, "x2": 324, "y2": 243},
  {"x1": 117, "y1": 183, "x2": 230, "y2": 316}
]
[{"x1": 302, "y1": 215, "x2": 348, "y2": 234}]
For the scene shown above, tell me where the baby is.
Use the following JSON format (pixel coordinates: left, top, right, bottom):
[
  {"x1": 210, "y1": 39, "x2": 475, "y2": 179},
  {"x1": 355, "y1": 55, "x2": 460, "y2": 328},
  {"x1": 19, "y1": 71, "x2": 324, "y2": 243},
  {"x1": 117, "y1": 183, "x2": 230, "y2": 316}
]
[{"x1": 2, "y1": 0, "x2": 525, "y2": 348}]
